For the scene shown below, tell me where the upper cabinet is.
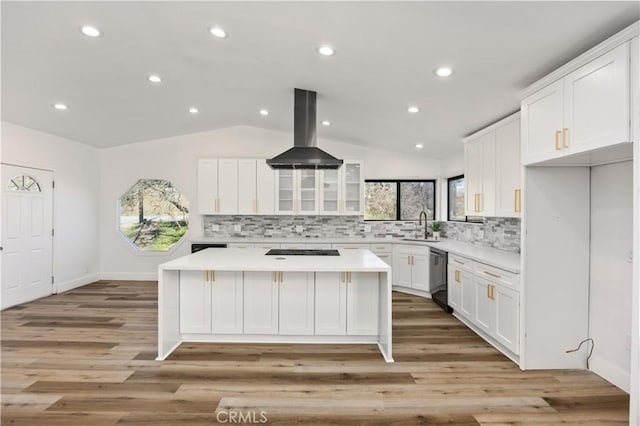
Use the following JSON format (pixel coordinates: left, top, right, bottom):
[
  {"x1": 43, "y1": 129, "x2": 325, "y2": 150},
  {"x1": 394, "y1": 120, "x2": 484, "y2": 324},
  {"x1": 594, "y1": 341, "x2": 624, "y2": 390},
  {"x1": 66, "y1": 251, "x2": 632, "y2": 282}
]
[
  {"x1": 464, "y1": 113, "x2": 521, "y2": 218},
  {"x1": 319, "y1": 160, "x2": 364, "y2": 215},
  {"x1": 522, "y1": 42, "x2": 631, "y2": 165},
  {"x1": 275, "y1": 169, "x2": 319, "y2": 214},
  {"x1": 197, "y1": 158, "x2": 275, "y2": 215}
]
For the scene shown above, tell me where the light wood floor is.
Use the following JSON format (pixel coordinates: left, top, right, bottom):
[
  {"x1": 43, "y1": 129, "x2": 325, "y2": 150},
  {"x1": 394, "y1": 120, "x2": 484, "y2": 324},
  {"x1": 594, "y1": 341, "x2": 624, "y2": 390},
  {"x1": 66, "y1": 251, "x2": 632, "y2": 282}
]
[{"x1": 1, "y1": 281, "x2": 629, "y2": 425}]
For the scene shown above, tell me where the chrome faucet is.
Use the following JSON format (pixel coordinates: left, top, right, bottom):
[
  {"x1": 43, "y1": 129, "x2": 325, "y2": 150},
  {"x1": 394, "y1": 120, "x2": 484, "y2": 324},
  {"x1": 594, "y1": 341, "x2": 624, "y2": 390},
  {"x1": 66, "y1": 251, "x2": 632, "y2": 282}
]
[{"x1": 418, "y1": 210, "x2": 428, "y2": 240}]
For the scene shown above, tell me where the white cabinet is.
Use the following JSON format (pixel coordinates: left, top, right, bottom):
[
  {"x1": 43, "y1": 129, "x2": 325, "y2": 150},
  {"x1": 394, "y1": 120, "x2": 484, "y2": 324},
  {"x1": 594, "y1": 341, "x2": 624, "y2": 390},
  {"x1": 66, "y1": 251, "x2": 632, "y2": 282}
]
[
  {"x1": 179, "y1": 270, "x2": 212, "y2": 333},
  {"x1": 279, "y1": 272, "x2": 314, "y2": 335},
  {"x1": 370, "y1": 243, "x2": 392, "y2": 267},
  {"x1": 256, "y1": 160, "x2": 276, "y2": 215},
  {"x1": 464, "y1": 131, "x2": 495, "y2": 217},
  {"x1": 346, "y1": 272, "x2": 379, "y2": 335},
  {"x1": 217, "y1": 159, "x2": 239, "y2": 214},
  {"x1": 392, "y1": 245, "x2": 430, "y2": 292},
  {"x1": 315, "y1": 272, "x2": 347, "y2": 335},
  {"x1": 494, "y1": 284, "x2": 519, "y2": 354},
  {"x1": 238, "y1": 160, "x2": 257, "y2": 215},
  {"x1": 459, "y1": 269, "x2": 475, "y2": 320},
  {"x1": 319, "y1": 168, "x2": 341, "y2": 214},
  {"x1": 522, "y1": 43, "x2": 630, "y2": 165},
  {"x1": 448, "y1": 255, "x2": 474, "y2": 320},
  {"x1": 180, "y1": 270, "x2": 242, "y2": 334},
  {"x1": 447, "y1": 266, "x2": 461, "y2": 311},
  {"x1": 197, "y1": 159, "x2": 218, "y2": 215},
  {"x1": 495, "y1": 118, "x2": 522, "y2": 217},
  {"x1": 243, "y1": 271, "x2": 279, "y2": 334},
  {"x1": 276, "y1": 169, "x2": 319, "y2": 214},
  {"x1": 211, "y1": 271, "x2": 243, "y2": 334},
  {"x1": 474, "y1": 276, "x2": 496, "y2": 334},
  {"x1": 343, "y1": 161, "x2": 364, "y2": 215}
]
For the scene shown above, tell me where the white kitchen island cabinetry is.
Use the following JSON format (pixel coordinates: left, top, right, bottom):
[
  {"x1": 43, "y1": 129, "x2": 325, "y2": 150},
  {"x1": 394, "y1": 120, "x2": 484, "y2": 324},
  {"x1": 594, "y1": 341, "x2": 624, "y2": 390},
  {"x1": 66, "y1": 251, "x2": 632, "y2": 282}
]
[{"x1": 159, "y1": 248, "x2": 392, "y2": 362}]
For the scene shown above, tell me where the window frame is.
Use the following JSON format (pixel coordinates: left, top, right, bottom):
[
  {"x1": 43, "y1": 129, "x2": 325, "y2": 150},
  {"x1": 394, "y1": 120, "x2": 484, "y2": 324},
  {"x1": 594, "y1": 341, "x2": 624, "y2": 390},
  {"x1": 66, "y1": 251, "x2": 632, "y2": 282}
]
[
  {"x1": 446, "y1": 174, "x2": 482, "y2": 223},
  {"x1": 364, "y1": 179, "x2": 437, "y2": 221}
]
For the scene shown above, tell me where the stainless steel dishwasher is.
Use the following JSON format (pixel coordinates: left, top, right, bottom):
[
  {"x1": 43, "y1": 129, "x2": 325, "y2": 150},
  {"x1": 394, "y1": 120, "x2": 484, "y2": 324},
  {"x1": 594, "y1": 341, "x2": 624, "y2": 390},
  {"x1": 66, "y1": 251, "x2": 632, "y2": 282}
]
[{"x1": 429, "y1": 247, "x2": 452, "y2": 313}]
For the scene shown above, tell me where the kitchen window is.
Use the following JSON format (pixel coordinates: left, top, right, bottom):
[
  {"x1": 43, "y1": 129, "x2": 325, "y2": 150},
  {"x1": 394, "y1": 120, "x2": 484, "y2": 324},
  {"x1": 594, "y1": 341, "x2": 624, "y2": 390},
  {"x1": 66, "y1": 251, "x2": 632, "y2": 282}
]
[
  {"x1": 118, "y1": 179, "x2": 189, "y2": 252},
  {"x1": 447, "y1": 175, "x2": 482, "y2": 222},
  {"x1": 365, "y1": 180, "x2": 435, "y2": 221}
]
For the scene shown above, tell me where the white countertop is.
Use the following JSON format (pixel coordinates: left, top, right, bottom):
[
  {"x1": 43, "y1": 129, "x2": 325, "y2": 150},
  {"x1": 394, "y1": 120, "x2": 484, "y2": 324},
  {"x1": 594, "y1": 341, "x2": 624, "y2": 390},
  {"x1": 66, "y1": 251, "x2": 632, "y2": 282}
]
[
  {"x1": 189, "y1": 236, "x2": 521, "y2": 273},
  {"x1": 160, "y1": 248, "x2": 391, "y2": 272}
]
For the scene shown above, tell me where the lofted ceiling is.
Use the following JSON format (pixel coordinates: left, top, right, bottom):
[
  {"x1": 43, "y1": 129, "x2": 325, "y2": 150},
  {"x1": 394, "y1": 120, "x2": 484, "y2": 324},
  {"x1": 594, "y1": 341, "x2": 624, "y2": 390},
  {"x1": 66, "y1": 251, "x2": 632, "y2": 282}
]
[{"x1": 1, "y1": 1, "x2": 638, "y2": 158}]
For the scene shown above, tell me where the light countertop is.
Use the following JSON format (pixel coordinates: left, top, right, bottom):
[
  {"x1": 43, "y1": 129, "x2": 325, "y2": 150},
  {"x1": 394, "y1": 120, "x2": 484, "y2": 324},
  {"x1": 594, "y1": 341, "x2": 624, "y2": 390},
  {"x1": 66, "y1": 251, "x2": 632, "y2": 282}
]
[
  {"x1": 189, "y1": 236, "x2": 521, "y2": 273},
  {"x1": 160, "y1": 248, "x2": 391, "y2": 272}
]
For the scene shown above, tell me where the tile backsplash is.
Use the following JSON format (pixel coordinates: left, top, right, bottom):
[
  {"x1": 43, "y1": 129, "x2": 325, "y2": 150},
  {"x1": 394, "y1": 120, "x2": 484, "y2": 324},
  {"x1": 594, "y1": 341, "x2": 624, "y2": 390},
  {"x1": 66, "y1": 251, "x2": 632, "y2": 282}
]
[{"x1": 203, "y1": 215, "x2": 521, "y2": 252}]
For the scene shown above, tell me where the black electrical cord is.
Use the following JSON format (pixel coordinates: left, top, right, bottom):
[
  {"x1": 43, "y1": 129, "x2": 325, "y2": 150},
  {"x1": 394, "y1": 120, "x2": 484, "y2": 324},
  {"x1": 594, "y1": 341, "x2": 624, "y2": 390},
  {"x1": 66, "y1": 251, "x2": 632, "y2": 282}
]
[{"x1": 566, "y1": 338, "x2": 595, "y2": 369}]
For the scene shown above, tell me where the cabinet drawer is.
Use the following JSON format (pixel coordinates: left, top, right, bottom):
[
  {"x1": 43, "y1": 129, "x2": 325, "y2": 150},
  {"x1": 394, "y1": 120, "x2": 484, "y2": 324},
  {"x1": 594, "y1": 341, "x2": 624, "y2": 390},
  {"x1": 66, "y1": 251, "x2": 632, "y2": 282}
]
[
  {"x1": 473, "y1": 261, "x2": 519, "y2": 289},
  {"x1": 448, "y1": 254, "x2": 472, "y2": 271},
  {"x1": 229, "y1": 243, "x2": 254, "y2": 249},
  {"x1": 256, "y1": 243, "x2": 281, "y2": 249},
  {"x1": 305, "y1": 243, "x2": 333, "y2": 249},
  {"x1": 370, "y1": 243, "x2": 392, "y2": 253},
  {"x1": 333, "y1": 243, "x2": 371, "y2": 249}
]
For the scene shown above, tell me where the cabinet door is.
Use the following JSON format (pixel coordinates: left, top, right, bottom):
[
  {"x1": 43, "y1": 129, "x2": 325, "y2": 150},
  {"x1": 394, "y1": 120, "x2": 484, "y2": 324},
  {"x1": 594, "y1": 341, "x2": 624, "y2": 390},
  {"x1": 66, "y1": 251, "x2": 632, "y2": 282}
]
[
  {"x1": 275, "y1": 170, "x2": 295, "y2": 214},
  {"x1": 319, "y1": 169, "x2": 341, "y2": 215},
  {"x1": 495, "y1": 285, "x2": 520, "y2": 354},
  {"x1": 315, "y1": 272, "x2": 347, "y2": 335},
  {"x1": 197, "y1": 159, "x2": 218, "y2": 215},
  {"x1": 495, "y1": 119, "x2": 522, "y2": 218},
  {"x1": 256, "y1": 160, "x2": 275, "y2": 215},
  {"x1": 521, "y1": 79, "x2": 564, "y2": 165},
  {"x1": 464, "y1": 140, "x2": 482, "y2": 216},
  {"x1": 243, "y1": 271, "x2": 279, "y2": 334},
  {"x1": 346, "y1": 272, "x2": 379, "y2": 335},
  {"x1": 179, "y1": 270, "x2": 212, "y2": 333},
  {"x1": 298, "y1": 170, "x2": 319, "y2": 214},
  {"x1": 564, "y1": 43, "x2": 630, "y2": 155},
  {"x1": 392, "y1": 248, "x2": 412, "y2": 288},
  {"x1": 473, "y1": 277, "x2": 496, "y2": 334},
  {"x1": 343, "y1": 161, "x2": 363, "y2": 215},
  {"x1": 411, "y1": 253, "x2": 430, "y2": 291},
  {"x1": 217, "y1": 159, "x2": 238, "y2": 214},
  {"x1": 479, "y1": 132, "x2": 496, "y2": 216},
  {"x1": 460, "y1": 270, "x2": 475, "y2": 320},
  {"x1": 211, "y1": 271, "x2": 243, "y2": 334},
  {"x1": 279, "y1": 272, "x2": 314, "y2": 335},
  {"x1": 447, "y1": 266, "x2": 461, "y2": 311},
  {"x1": 237, "y1": 160, "x2": 257, "y2": 215}
]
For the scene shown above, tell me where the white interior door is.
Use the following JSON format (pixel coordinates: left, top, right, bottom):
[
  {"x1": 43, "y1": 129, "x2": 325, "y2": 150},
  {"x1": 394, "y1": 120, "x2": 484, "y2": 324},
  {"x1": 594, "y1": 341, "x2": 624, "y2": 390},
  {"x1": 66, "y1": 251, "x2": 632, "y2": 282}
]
[{"x1": 1, "y1": 164, "x2": 53, "y2": 309}]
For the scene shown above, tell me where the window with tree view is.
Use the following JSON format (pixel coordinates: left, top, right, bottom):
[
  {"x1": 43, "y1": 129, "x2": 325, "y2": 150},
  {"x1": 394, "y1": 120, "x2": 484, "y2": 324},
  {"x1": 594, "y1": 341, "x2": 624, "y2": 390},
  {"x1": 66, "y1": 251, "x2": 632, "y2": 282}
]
[
  {"x1": 118, "y1": 179, "x2": 189, "y2": 251},
  {"x1": 448, "y1": 175, "x2": 466, "y2": 221},
  {"x1": 365, "y1": 180, "x2": 435, "y2": 221}
]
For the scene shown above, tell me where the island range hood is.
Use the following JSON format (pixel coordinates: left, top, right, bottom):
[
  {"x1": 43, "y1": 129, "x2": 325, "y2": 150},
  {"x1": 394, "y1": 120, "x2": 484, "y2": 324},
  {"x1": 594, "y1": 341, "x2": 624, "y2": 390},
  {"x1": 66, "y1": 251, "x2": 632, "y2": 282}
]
[{"x1": 266, "y1": 88, "x2": 343, "y2": 169}]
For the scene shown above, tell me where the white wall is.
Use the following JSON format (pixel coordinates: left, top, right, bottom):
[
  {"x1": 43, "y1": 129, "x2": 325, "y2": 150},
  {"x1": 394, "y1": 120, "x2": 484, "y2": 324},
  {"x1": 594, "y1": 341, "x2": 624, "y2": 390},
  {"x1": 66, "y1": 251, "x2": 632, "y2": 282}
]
[
  {"x1": 99, "y1": 125, "x2": 442, "y2": 279},
  {"x1": 1, "y1": 121, "x2": 101, "y2": 292},
  {"x1": 589, "y1": 162, "x2": 633, "y2": 391}
]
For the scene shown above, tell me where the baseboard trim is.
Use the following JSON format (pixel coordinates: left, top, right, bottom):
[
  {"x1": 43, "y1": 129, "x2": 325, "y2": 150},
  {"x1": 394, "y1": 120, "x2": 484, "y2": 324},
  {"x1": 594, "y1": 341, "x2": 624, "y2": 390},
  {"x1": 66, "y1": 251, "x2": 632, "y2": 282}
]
[
  {"x1": 392, "y1": 285, "x2": 432, "y2": 298},
  {"x1": 56, "y1": 273, "x2": 101, "y2": 294},
  {"x1": 589, "y1": 354, "x2": 630, "y2": 393},
  {"x1": 100, "y1": 272, "x2": 158, "y2": 281}
]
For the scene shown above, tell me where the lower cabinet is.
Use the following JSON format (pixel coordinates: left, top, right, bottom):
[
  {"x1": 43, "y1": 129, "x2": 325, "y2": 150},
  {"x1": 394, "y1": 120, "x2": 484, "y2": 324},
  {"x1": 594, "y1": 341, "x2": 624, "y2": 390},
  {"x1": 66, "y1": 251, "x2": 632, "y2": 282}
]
[
  {"x1": 180, "y1": 270, "x2": 242, "y2": 334},
  {"x1": 315, "y1": 271, "x2": 379, "y2": 335},
  {"x1": 243, "y1": 271, "x2": 279, "y2": 334},
  {"x1": 447, "y1": 255, "x2": 520, "y2": 356},
  {"x1": 392, "y1": 245, "x2": 430, "y2": 292},
  {"x1": 279, "y1": 272, "x2": 314, "y2": 335}
]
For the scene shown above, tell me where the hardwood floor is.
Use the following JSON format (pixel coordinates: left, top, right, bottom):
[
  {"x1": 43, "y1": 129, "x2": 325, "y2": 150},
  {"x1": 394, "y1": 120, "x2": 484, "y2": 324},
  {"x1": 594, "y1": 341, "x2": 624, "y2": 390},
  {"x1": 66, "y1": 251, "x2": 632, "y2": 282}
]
[{"x1": 1, "y1": 281, "x2": 629, "y2": 425}]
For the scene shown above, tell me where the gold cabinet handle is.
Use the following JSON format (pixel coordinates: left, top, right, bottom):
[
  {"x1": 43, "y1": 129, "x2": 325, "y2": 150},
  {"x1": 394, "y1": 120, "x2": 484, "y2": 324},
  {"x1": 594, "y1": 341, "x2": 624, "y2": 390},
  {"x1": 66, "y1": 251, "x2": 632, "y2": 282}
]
[
  {"x1": 280, "y1": 271, "x2": 284, "y2": 283},
  {"x1": 454, "y1": 259, "x2": 465, "y2": 265},
  {"x1": 555, "y1": 130, "x2": 562, "y2": 151},
  {"x1": 483, "y1": 271, "x2": 501, "y2": 279},
  {"x1": 562, "y1": 128, "x2": 569, "y2": 148},
  {"x1": 490, "y1": 284, "x2": 495, "y2": 300},
  {"x1": 407, "y1": 256, "x2": 410, "y2": 265},
  {"x1": 205, "y1": 270, "x2": 210, "y2": 282},
  {"x1": 210, "y1": 271, "x2": 215, "y2": 282},
  {"x1": 348, "y1": 272, "x2": 352, "y2": 283},
  {"x1": 487, "y1": 284, "x2": 491, "y2": 299},
  {"x1": 518, "y1": 189, "x2": 522, "y2": 213},
  {"x1": 273, "y1": 271, "x2": 277, "y2": 283},
  {"x1": 514, "y1": 189, "x2": 518, "y2": 213}
]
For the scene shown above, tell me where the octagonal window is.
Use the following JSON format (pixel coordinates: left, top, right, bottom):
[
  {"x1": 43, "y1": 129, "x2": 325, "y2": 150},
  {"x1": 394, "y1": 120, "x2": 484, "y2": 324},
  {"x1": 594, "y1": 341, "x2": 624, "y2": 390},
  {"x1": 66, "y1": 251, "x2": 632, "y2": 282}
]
[{"x1": 118, "y1": 179, "x2": 189, "y2": 252}]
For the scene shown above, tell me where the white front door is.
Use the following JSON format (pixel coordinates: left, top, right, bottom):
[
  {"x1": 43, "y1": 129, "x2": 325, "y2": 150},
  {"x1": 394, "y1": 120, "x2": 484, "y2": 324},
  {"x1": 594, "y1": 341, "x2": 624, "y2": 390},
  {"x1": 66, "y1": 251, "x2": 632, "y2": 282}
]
[{"x1": 1, "y1": 164, "x2": 54, "y2": 309}]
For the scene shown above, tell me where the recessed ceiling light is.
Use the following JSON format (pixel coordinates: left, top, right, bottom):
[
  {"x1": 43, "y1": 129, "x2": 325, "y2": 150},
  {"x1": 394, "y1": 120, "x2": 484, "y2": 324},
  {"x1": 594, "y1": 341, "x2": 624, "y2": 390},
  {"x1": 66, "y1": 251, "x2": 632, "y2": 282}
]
[
  {"x1": 189, "y1": 107, "x2": 199, "y2": 114},
  {"x1": 209, "y1": 27, "x2": 227, "y2": 38},
  {"x1": 318, "y1": 45, "x2": 335, "y2": 56},
  {"x1": 434, "y1": 67, "x2": 453, "y2": 77},
  {"x1": 53, "y1": 103, "x2": 68, "y2": 110},
  {"x1": 148, "y1": 74, "x2": 162, "y2": 83},
  {"x1": 407, "y1": 106, "x2": 420, "y2": 113},
  {"x1": 415, "y1": 143, "x2": 424, "y2": 149},
  {"x1": 81, "y1": 25, "x2": 101, "y2": 37},
  {"x1": 321, "y1": 120, "x2": 331, "y2": 126},
  {"x1": 259, "y1": 109, "x2": 269, "y2": 116}
]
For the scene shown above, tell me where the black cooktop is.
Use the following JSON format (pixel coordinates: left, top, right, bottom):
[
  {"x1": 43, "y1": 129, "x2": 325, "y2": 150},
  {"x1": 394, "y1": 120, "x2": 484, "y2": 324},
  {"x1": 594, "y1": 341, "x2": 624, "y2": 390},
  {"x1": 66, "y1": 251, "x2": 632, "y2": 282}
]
[{"x1": 265, "y1": 249, "x2": 340, "y2": 256}]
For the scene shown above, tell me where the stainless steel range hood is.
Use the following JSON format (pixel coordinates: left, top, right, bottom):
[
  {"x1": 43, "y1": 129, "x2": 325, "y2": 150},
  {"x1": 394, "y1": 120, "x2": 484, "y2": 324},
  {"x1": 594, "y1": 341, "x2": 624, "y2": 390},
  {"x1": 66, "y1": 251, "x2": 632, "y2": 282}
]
[{"x1": 266, "y1": 89, "x2": 343, "y2": 169}]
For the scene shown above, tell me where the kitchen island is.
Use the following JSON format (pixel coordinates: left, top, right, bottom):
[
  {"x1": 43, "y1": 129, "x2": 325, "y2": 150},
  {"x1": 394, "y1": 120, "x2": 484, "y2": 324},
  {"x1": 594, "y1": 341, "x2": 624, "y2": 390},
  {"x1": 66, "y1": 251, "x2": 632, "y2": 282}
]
[{"x1": 157, "y1": 248, "x2": 393, "y2": 362}]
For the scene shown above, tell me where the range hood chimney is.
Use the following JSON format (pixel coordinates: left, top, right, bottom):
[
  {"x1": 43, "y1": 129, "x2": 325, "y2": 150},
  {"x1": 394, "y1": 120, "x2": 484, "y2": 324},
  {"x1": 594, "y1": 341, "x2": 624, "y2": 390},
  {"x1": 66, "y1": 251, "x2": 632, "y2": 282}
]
[{"x1": 266, "y1": 89, "x2": 343, "y2": 169}]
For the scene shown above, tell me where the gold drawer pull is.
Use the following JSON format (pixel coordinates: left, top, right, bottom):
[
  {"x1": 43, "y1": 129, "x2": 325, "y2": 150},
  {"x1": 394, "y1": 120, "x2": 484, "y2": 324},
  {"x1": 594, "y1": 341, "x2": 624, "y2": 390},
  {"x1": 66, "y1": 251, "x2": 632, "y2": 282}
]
[
  {"x1": 483, "y1": 271, "x2": 501, "y2": 279},
  {"x1": 454, "y1": 259, "x2": 465, "y2": 265},
  {"x1": 562, "y1": 128, "x2": 569, "y2": 148},
  {"x1": 555, "y1": 130, "x2": 562, "y2": 150}
]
